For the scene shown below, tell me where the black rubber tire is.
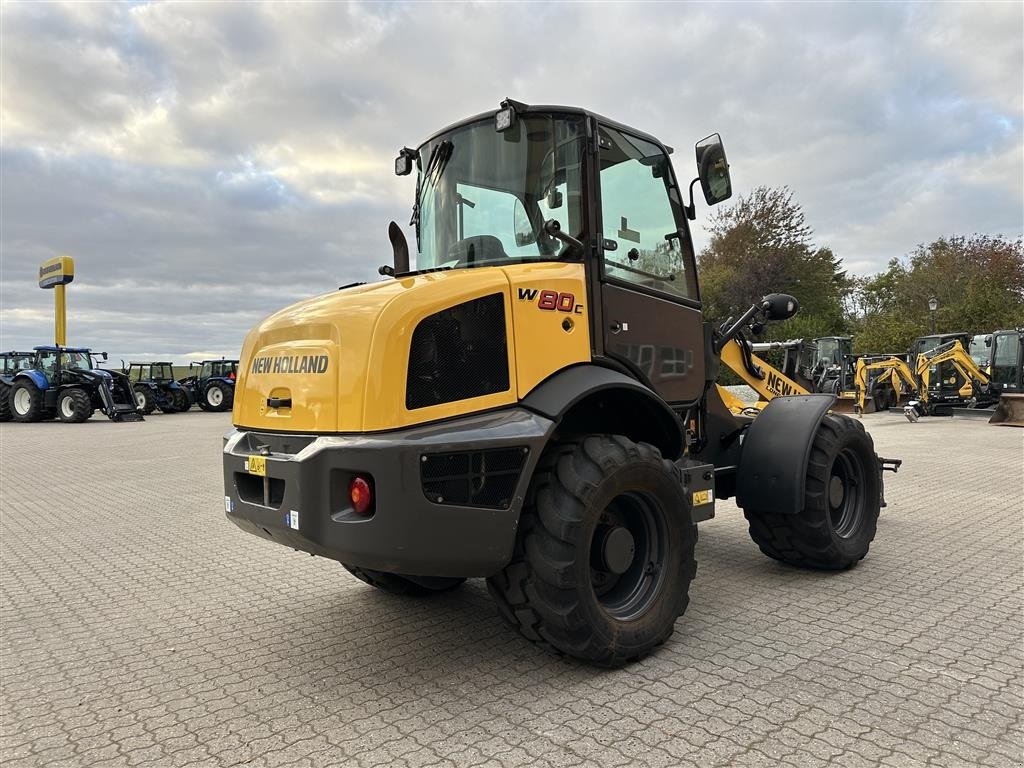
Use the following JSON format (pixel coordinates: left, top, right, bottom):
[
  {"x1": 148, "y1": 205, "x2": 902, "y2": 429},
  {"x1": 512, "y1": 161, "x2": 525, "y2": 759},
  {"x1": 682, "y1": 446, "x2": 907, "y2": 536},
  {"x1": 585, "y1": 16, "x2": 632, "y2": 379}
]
[
  {"x1": 872, "y1": 383, "x2": 896, "y2": 412},
  {"x1": 204, "y1": 382, "x2": 233, "y2": 412},
  {"x1": 56, "y1": 387, "x2": 93, "y2": 423},
  {"x1": 743, "y1": 413, "x2": 880, "y2": 571},
  {"x1": 133, "y1": 386, "x2": 156, "y2": 415},
  {"x1": 487, "y1": 435, "x2": 697, "y2": 667},
  {"x1": 195, "y1": 389, "x2": 210, "y2": 412},
  {"x1": 0, "y1": 382, "x2": 10, "y2": 421},
  {"x1": 171, "y1": 389, "x2": 190, "y2": 412},
  {"x1": 10, "y1": 380, "x2": 44, "y2": 422},
  {"x1": 343, "y1": 565, "x2": 465, "y2": 596}
]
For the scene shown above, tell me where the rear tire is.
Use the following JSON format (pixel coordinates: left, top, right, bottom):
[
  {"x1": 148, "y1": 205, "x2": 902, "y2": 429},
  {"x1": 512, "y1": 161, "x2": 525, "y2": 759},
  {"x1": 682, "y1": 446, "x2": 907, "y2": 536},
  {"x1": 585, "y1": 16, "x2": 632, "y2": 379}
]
[
  {"x1": 488, "y1": 435, "x2": 697, "y2": 667},
  {"x1": 57, "y1": 387, "x2": 94, "y2": 423},
  {"x1": 743, "y1": 413, "x2": 880, "y2": 570},
  {"x1": 204, "y1": 382, "x2": 233, "y2": 412},
  {"x1": 10, "y1": 380, "x2": 44, "y2": 422},
  {"x1": 343, "y1": 565, "x2": 465, "y2": 596},
  {"x1": 0, "y1": 383, "x2": 11, "y2": 421},
  {"x1": 133, "y1": 386, "x2": 156, "y2": 415}
]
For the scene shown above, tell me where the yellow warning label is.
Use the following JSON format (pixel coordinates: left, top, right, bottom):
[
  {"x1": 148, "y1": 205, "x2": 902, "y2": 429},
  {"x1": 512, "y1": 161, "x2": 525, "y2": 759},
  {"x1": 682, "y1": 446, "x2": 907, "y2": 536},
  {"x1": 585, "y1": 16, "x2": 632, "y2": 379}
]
[{"x1": 692, "y1": 489, "x2": 713, "y2": 506}]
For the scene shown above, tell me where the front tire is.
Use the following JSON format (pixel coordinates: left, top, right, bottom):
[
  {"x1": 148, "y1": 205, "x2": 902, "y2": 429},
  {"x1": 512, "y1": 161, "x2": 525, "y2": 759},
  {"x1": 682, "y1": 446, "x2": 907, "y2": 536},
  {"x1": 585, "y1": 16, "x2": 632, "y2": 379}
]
[
  {"x1": 343, "y1": 565, "x2": 465, "y2": 596},
  {"x1": 488, "y1": 435, "x2": 697, "y2": 667},
  {"x1": 133, "y1": 386, "x2": 156, "y2": 415},
  {"x1": 10, "y1": 380, "x2": 44, "y2": 422},
  {"x1": 204, "y1": 382, "x2": 233, "y2": 412},
  {"x1": 171, "y1": 389, "x2": 190, "y2": 412},
  {"x1": 743, "y1": 413, "x2": 880, "y2": 570},
  {"x1": 57, "y1": 388, "x2": 94, "y2": 423},
  {"x1": 0, "y1": 382, "x2": 11, "y2": 421}
]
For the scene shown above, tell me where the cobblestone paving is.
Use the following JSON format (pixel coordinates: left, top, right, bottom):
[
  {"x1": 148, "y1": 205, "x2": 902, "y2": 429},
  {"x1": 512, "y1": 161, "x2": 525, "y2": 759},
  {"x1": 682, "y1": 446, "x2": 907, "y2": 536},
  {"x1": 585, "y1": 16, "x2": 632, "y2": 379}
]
[{"x1": 1, "y1": 412, "x2": 1022, "y2": 767}]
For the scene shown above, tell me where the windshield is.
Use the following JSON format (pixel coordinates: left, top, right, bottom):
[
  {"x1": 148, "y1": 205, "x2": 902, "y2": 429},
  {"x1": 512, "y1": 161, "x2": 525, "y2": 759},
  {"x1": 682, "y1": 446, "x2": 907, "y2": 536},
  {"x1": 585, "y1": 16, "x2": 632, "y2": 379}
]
[
  {"x1": 816, "y1": 339, "x2": 840, "y2": 365},
  {"x1": 60, "y1": 352, "x2": 92, "y2": 370},
  {"x1": 414, "y1": 115, "x2": 585, "y2": 271},
  {"x1": 969, "y1": 335, "x2": 989, "y2": 366}
]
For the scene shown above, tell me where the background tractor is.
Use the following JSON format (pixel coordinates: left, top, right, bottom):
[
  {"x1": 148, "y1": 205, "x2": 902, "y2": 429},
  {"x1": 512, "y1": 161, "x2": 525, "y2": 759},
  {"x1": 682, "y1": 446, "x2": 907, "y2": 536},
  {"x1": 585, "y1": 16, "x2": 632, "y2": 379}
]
[
  {"x1": 1, "y1": 351, "x2": 35, "y2": 377},
  {"x1": 178, "y1": 358, "x2": 237, "y2": 411},
  {"x1": 222, "y1": 100, "x2": 900, "y2": 667},
  {"x1": 124, "y1": 362, "x2": 191, "y2": 414},
  {"x1": 2, "y1": 346, "x2": 141, "y2": 423}
]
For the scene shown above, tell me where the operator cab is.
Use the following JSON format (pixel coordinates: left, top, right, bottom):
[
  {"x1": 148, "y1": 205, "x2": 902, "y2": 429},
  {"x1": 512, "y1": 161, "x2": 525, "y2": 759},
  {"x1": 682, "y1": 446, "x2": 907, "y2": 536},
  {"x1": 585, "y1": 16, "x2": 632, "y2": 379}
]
[{"x1": 393, "y1": 99, "x2": 733, "y2": 405}]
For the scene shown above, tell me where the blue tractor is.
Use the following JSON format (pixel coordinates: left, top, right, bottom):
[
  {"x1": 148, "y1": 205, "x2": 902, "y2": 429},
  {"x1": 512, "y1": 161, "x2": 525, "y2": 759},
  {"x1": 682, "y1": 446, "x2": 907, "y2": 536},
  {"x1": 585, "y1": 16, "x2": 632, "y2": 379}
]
[
  {"x1": 1, "y1": 351, "x2": 35, "y2": 376},
  {"x1": 1, "y1": 346, "x2": 142, "y2": 423},
  {"x1": 123, "y1": 362, "x2": 191, "y2": 414},
  {"x1": 178, "y1": 358, "x2": 237, "y2": 411}
]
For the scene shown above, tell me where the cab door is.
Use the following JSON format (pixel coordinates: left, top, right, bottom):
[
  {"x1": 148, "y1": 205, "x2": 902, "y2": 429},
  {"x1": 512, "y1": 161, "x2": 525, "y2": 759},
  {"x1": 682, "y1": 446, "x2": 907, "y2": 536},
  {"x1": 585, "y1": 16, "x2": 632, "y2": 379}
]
[{"x1": 595, "y1": 123, "x2": 704, "y2": 404}]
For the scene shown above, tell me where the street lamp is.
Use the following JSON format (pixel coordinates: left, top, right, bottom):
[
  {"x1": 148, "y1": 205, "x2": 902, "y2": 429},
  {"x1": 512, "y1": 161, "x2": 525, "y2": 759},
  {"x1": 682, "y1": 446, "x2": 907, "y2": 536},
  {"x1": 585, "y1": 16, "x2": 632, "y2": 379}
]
[{"x1": 928, "y1": 297, "x2": 938, "y2": 334}]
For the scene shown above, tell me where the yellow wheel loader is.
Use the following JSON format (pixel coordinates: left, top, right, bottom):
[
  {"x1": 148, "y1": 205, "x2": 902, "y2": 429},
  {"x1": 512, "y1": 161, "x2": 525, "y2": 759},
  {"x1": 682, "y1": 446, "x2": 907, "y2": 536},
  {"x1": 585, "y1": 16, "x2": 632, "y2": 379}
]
[{"x1": 222, "y1": 101, "x2": 900, "y2": 666}]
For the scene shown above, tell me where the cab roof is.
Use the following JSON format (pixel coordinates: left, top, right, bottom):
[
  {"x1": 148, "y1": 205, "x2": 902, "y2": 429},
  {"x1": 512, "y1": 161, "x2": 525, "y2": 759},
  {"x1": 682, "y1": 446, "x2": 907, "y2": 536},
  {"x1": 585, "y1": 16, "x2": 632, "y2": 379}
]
[{"x1": 34, "y1": 345, "x2": 91, "y2": 353}]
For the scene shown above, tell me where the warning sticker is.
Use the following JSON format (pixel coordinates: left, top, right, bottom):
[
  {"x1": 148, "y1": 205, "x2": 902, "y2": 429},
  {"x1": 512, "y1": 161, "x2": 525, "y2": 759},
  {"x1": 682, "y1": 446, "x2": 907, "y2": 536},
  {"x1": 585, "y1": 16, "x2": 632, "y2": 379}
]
[
  {"x1": 692, "y1": 489, "x2": 714, "y2": 506},
  {"x1": 286, "y1": 510, "x2": 300, "y2": 530},
  {"x1": 224, "y1": 496, "x2": 233, "y2": 513}
]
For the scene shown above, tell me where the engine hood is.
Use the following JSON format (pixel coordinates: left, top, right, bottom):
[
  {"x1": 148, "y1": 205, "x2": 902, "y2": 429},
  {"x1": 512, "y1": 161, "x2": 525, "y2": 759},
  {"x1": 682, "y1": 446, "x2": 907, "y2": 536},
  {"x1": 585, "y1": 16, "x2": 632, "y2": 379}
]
[{"x1": 232, "y1": 262, "x2": 590, "y2": 434}]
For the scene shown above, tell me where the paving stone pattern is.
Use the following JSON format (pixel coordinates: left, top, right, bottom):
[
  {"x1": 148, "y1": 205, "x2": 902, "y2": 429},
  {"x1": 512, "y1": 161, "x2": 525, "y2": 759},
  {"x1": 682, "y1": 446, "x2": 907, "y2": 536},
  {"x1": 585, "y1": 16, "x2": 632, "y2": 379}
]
[{"x1": 1, "y1": 412, "x2": 1022, "y2": 767}]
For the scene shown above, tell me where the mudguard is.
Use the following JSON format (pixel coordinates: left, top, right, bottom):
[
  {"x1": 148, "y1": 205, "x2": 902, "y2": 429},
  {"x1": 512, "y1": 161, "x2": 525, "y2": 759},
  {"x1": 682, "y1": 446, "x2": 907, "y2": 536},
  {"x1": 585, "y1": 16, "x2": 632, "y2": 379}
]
[
  {"x1": 14, "y1": 370, "x2": 49, "y2": 390},
  {"x1": 522, "y1": 364, "x2": 684, "y2": 458},
  {"x1": 735, "y1": 394, "x2": 836, "y2": 514}
]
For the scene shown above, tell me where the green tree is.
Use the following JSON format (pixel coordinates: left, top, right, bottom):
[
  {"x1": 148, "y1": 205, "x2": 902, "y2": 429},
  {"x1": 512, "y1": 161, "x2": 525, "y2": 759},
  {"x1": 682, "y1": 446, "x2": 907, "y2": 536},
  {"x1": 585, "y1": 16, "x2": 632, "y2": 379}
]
[
  {"x1": 697, "y1": 186, "x2": 851, "y2": 340},
  {"x1": 853, "y1": 235, "x2": 1024, "y2": 353}
]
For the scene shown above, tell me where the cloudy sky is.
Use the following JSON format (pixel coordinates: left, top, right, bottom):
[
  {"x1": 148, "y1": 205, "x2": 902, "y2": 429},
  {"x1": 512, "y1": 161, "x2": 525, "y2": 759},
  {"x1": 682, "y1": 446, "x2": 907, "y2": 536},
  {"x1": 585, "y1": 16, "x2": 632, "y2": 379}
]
[{"x1": 2, "y1": 1, "x2": 1021, "y2": 362}]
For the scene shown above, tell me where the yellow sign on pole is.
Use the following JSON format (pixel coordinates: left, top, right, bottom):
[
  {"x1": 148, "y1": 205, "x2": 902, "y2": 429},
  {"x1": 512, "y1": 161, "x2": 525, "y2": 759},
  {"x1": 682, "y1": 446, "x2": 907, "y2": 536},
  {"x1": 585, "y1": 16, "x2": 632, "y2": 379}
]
[{"x1": 38, "y1": 256, "x2": 75, "y2": 346}]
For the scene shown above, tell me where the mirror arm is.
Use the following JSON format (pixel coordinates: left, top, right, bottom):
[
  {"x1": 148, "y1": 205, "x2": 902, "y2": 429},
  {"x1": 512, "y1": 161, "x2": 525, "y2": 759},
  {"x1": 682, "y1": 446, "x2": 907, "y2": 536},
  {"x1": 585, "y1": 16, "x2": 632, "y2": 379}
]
[
  {"x1": 684, "y1": 177, "x2": 700, "y2": 221},
  {"x1": 543, "y1": 219, "x2": 584, "y2": 254}
]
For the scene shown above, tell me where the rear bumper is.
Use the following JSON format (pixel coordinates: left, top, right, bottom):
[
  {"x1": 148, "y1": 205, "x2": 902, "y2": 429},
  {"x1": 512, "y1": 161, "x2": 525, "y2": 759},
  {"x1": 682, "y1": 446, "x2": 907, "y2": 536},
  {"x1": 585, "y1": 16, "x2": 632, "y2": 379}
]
[{"x1": 222, "y1": 408, "x2": 555, "y2": 577}]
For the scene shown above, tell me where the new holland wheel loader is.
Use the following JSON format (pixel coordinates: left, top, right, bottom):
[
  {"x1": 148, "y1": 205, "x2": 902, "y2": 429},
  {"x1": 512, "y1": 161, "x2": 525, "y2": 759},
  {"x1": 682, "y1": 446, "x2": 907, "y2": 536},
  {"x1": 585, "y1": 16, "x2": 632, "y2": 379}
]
[{"x1": 223, "y1": 101, "x2": 900, "y2": 666}]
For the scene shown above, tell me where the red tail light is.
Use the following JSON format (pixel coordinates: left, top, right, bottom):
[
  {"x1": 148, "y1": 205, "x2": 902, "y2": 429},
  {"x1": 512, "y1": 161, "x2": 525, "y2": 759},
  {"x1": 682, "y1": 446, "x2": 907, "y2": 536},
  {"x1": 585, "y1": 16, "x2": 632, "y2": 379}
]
[
  {"x1": 229, "y1": 371, "x2": 236, "y2": 380},
  {"x1": 349, "y1": 476, "x2": 374, "y2": 515}
]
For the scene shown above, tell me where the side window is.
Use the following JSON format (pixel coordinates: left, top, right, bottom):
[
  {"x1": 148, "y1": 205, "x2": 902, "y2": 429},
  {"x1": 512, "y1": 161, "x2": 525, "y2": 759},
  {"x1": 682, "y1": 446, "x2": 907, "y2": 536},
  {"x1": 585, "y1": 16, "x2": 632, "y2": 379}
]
[{"x1": 599, "y1": 127, "x2": 693, "y2": 300}]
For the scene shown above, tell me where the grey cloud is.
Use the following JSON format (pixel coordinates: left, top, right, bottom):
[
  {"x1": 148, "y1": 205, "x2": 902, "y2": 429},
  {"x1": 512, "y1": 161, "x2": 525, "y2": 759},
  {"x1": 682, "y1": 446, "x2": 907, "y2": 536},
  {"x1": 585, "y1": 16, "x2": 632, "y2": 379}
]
[{"x1": 1, "y1": 0, "x2": 1021, "y2": 358}]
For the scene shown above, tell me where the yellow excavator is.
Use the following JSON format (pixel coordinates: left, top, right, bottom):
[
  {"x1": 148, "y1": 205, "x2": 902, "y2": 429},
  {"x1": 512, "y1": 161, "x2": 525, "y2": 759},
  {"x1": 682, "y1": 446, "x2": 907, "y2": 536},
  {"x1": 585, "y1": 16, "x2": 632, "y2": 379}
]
[
  {"x1": 904, "y1": 339, "x2": 998, "y2": 420},
  {"x1": 853, "y1": 356, "x2": 919, "y2": 414}
]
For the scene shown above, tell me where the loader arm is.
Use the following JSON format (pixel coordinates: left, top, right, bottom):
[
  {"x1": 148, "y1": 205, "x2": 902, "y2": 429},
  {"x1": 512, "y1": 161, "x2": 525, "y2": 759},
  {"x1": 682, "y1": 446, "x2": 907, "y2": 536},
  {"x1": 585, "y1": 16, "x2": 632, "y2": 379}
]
[{"x1": 719, "y1": 336, "x2": 809, "y2": 408}]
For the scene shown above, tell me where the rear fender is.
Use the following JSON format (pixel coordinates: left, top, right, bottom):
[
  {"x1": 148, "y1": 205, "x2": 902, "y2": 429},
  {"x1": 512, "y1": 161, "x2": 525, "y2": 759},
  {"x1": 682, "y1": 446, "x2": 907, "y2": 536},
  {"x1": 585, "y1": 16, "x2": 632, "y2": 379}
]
[
  {"x1": 13, "y1": 370, "x2": 49, "y2": 390},
  {"x1": 736, "y1": 394, "x2": 835, "y2": 514},
  {"x1": 522, "y1": 365, "x2": 685, "y2": 459}
]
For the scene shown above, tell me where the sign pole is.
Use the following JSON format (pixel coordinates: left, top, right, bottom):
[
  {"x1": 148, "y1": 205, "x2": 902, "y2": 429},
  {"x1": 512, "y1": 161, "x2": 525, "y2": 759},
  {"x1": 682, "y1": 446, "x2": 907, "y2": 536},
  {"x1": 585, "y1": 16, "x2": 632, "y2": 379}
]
[{"x1": 38, "y1": 255, "x2": 75, "y2": 347}]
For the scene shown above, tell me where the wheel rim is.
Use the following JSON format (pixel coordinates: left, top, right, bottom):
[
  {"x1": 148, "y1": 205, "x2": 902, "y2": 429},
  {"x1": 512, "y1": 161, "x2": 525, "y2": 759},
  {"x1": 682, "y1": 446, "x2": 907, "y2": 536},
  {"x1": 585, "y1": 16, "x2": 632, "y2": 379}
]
[
  {"x1": 208, "y1": 387, "x2": 223, "y2": 406},
  {"x1": 60, "y1": 395, "x2": 75, "y2": 418},
  {"x1": 14, "y1": 388, "x2": 30, "y2": 415},
  {"x1": 135, "y1": 391, "x2": 146, "y2": 408},
  {"x1": 829, "y1": 447, "x2": 868, "y2": 538},
  {"x1": 589, "y1": 491, "x2": 667, "y2": 621}
]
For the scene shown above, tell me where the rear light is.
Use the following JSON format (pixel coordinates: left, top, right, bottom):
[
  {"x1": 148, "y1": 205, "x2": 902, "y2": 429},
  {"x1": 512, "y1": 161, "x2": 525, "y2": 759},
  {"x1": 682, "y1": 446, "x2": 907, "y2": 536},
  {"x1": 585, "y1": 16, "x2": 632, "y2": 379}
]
[
  {"x1": 349, "y1": 475, "x2": 374, "y2": 515},
  {"x1": 229, "y1": 372, "x2": 236, "y2": 380}
]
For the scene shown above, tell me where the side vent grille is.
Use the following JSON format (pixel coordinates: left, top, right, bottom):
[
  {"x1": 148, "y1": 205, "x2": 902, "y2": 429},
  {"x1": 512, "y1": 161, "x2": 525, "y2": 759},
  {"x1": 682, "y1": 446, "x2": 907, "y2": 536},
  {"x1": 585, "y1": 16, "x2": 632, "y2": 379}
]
[
  {"x1": 421, "y1": 448, "x2": 527, "y2": 509},
  {"x1": 406, "y1": 293, "x2": 509, "y2": 409}
]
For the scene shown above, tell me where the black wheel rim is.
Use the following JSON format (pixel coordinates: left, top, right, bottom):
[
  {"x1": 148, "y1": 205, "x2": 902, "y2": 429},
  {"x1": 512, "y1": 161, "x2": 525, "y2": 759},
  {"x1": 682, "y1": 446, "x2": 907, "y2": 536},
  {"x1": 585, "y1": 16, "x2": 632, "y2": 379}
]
[
  {"x1": 589, "y1": 491, "x2": 667, "y2": 621},
  {"x1": 829, "y1": 447, "x2": 867, "y2": 538}
]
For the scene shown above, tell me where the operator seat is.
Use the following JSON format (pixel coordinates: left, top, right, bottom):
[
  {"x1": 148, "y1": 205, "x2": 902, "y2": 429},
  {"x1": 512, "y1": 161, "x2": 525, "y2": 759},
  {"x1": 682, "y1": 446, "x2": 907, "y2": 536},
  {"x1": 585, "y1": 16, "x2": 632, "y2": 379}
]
[{"x1": 447, "y1": 235, "x2": 508, "y2": 266}]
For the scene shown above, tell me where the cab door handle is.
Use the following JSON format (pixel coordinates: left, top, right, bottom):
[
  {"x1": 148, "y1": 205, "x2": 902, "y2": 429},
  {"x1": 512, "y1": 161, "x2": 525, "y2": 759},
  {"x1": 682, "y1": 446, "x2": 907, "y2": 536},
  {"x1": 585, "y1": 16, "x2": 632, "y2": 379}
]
[{"x1": 267, "y1": 397, "x2": 292, "y2": 408}]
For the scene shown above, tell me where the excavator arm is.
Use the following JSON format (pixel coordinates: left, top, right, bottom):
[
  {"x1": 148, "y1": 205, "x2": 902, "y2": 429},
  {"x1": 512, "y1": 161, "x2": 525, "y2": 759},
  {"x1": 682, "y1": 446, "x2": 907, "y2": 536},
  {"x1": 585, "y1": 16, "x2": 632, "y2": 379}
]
[{"x1": 854, "y1": 357, "x2": 918, "y2": 413}]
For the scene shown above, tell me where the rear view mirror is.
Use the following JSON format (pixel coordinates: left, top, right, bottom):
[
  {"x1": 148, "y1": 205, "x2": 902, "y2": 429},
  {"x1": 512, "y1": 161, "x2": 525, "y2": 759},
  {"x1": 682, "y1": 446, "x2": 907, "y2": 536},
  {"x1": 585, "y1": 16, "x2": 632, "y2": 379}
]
[
  {"x1": 695, "y1": 133, "x2": 732, "y2": 205},
  {"x1": 761, "y1": 293, "x2": 799, "y2": 321},
  {"x1": 101, "y1": 352, "x2": 108, "y2": 360}
]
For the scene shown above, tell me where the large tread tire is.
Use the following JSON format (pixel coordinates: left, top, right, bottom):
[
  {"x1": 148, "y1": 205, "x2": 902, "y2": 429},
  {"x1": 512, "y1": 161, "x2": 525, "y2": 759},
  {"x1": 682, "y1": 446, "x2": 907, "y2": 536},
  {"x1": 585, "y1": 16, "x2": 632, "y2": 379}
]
[
  {"x1": 343, "y1": 565, "x2": 465, "y2": 596},
  {"x1": 10, "y1": 380, "x2": 44, "y2": 423},
  {"x1": 133, "y1": 386, "x2": 156, "y2": 415},
  {"x1": 204, "y1": 382, "x2": 233, "y2": 412},
  {"x1": 56, "y1": 387, "x2": 94, "y2": 423},
  {"x1": 487, "y1": 435, "x2": 697, "y2": 667},
  {"x1": 743, "y1": 413, "x2": 880, "y2": 571},
  {"x1": 171, "y1": 389, "x2": 190, "y2": 412},
  {"x1": 0, "y1": 383, "x2": 10, "y2": 421}
]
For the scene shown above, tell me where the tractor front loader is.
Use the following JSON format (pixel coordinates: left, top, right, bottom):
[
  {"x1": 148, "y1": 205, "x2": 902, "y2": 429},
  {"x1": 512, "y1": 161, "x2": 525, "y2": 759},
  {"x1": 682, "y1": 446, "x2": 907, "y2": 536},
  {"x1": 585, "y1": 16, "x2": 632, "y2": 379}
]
[
  {"x1": 221, "y1": 100, "x2": 901, "y2": 666},
  {"x1": 3, "y1": 346, "x2": 141, "y2": 423}
]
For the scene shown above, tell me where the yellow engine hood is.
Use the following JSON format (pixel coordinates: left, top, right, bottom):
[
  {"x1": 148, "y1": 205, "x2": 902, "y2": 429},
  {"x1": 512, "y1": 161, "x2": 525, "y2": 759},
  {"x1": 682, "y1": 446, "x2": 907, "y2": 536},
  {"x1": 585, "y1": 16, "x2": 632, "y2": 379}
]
[{"x1": 233, "y1": 263, "x2": 590, "y2": 433}]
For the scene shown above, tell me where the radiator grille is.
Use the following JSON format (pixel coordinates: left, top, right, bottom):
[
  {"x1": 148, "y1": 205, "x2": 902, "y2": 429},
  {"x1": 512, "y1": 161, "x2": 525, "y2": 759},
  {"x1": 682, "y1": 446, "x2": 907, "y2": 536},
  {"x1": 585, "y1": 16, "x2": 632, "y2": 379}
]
[
  {"x1": 406, "y1": 293, "x2": 509, "y2": 409},
  {"x1": 421, "y1": 448, "x2": 527, "y2": 508}
]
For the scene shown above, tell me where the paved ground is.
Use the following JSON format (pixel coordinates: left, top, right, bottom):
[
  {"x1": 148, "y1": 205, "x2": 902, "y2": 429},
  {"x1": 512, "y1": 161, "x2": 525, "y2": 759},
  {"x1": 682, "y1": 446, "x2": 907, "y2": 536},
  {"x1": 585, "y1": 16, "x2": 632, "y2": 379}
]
[{"x1": 1, "y1": 411, "x2": 1022, "y2": 767}]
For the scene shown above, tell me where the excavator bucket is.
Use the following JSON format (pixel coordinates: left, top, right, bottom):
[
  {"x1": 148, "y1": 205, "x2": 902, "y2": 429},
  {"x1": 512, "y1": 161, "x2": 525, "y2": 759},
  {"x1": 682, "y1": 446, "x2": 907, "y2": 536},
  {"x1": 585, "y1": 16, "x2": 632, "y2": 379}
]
[{"x1": 989, "y1": 394, "x2": 1024, "y2": 427}]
